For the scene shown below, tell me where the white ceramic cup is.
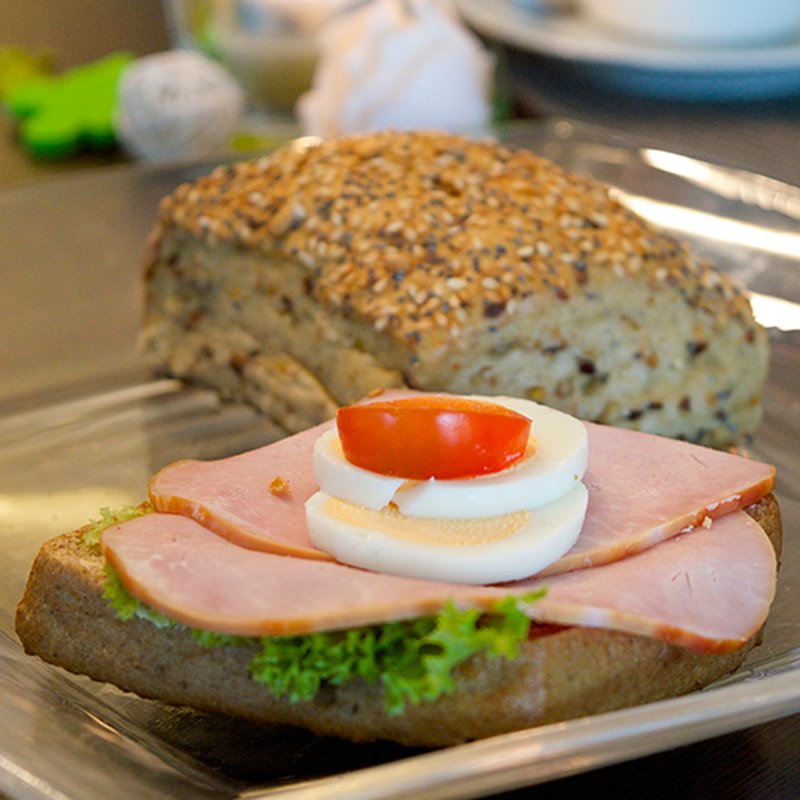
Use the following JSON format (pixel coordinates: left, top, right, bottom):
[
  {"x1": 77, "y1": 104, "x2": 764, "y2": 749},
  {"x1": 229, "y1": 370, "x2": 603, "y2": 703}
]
[{"x1": 579, "y1": 0, "x2": 800, "y2": 47}]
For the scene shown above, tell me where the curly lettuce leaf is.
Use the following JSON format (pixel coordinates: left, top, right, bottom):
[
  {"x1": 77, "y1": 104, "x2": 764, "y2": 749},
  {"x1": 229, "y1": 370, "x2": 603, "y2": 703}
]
[
  {"x1": 103, "y1": 565, "x2": 175, "y2": 628},
  {"x1": 250, "y1": 591, "x2": 545, "y2": 714},
  {"x1": 82, "y1": 503, "x2": 151, "y2": 550}
]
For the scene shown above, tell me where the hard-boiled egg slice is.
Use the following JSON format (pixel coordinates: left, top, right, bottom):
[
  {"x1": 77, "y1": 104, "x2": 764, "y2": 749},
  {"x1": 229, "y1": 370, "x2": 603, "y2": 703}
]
[
  {"x1": 313, "y1": 397, "x2": 588, "y2": 519},
  {"x1": 313, "y1": 428, "x2": 404, "y2": 511},
  {"x1": 305, "y1": 483, "x2": 588, "y2": 584}
]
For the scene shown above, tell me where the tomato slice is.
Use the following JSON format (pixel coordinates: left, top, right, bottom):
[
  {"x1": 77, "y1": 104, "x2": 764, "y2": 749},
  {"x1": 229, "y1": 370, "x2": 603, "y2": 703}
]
[{"x1": 336, "y1": 396, "x2": 531, "y2": 480}]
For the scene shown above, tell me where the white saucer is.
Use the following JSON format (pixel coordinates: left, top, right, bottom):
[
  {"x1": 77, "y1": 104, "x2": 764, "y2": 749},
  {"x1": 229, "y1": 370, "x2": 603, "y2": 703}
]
[{"x1": 455, "y1": 0, "x2": 800, "y2": 99}]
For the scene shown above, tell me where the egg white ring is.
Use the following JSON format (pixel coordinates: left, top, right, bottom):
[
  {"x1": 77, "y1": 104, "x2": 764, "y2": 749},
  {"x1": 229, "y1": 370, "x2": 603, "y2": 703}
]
[
  {"x1": 313, "y1": 429, "x2": 405, "y2": 510},
  {"x1": 313, "y1": 397, "x2": 588, "y2": 519},
  {"x1": 305, "y1": 482, "x2": 588, "y2": 585}
]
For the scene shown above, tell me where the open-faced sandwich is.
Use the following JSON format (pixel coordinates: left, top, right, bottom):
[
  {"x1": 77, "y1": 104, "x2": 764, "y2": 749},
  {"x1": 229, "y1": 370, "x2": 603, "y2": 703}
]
[
  {"x1": 16, "y1": 392, "x2": 780, "y2": 747},
  {"x1": 16, "y1": 130, "x2": 778, "y2": 747}
]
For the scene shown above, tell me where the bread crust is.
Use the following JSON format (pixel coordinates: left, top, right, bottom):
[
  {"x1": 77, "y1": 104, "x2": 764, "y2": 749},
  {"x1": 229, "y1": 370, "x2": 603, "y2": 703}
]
[
  {"x1": 14, "y1": 494, "x2": 781, "y2": 747},
  {"x1": 141, "y1": 131, "x2": 768, "y2": 446}
]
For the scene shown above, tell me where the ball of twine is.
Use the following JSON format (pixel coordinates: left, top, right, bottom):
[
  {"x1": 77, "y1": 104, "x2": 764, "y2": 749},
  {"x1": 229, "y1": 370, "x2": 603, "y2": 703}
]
[{"x1": 116, "y1": 50, "x2": 246, "y2": 162}]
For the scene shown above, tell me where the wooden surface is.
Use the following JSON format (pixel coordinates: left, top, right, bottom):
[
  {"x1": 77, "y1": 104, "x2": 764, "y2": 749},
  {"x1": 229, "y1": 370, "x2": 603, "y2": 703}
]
[{"x1": 0, "y1": 0, "x2": 170, "y2": 69}]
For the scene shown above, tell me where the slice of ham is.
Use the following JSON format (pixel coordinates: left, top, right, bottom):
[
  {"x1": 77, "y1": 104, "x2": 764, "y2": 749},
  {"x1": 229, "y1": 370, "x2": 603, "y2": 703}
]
[
  {"x1": 149, "y1": 420, "x2": 774, "y2": 573},
  {"x1": 546, "y1": 423, "x2": 774, "y2": 574},
  {"x1": 147, "y1": 389, "x2": 411, "y2": 559},
  {"x1": 515, "y1": 511, "x2": 776, "y2": 653},
  {"x1": 102, "y1": 513, "x2": 493, "y2": 636},
  {"x1": 148, "y1": 421, "x2": 333, "y2": 560},
  {"x1": 102, "y1": 509, "x2": 776, "y2": 653}
]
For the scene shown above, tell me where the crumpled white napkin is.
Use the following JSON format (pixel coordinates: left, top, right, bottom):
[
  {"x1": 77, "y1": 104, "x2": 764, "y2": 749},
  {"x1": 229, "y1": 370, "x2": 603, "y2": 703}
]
[{"x1": 297, "y1": 0, "x2": 494, "y2": 138}]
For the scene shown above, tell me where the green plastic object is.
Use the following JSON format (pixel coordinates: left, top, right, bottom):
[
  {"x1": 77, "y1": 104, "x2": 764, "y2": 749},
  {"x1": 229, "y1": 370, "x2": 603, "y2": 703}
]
[
  {"x1": 5, "y1": 51, "x2": 134, "y2": 159},
  {"x1": 0, "y1": 46, "x2": 54, "y2": 100}
]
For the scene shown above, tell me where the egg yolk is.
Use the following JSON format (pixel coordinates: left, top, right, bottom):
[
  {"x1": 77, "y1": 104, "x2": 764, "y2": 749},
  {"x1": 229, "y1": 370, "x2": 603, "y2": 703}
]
[{"x1": 322, "y1": 496, "x2": 530, "y2": 546}]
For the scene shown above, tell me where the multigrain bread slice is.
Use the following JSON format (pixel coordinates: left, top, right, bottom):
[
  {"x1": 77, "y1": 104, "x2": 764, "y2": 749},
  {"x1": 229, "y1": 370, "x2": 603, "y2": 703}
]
[
  {"x1": 15, "y1": 494, "x2": 781, "y2": 748},
  {"x1": 141, "y1": 130, "x2": 768, "y2": 446}
]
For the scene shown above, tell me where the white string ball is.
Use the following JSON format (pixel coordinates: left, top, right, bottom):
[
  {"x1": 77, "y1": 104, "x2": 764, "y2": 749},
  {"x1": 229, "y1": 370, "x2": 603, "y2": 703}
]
[{"x1": 115, "y1": 50, "x2": 246, "y2": 162}]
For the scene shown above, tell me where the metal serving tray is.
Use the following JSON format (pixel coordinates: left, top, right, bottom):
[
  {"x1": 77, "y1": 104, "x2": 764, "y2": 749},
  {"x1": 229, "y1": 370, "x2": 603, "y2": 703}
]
[{"x1": 1, "y1": 120, "x2": 798, "y2": 800}]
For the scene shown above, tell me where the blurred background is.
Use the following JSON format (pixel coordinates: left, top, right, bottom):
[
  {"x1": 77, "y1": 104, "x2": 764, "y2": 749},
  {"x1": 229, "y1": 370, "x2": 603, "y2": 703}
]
[
  {"x1": 0, "y1": 0, "x2": 170, "y2": 67},
  {"x1": 1, "y1": 0, "x2": 799, "y2": 187},
  {"x1": 0, "y1": 0, "x2": 170, "y2": 182}
]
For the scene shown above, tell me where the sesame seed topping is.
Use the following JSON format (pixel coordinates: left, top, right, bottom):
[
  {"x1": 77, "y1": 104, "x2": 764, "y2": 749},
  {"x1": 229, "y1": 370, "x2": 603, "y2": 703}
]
[{"x1": 153, "y1": 130, "x2": 757, "y2": 349}]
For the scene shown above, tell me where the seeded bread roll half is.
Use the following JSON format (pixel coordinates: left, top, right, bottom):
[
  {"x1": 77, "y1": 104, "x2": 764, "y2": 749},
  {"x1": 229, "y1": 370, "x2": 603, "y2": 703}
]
[
  {"x1": 141, "y1": 131, "x2": 767, "y2": 445},
  {"x1": 15, "y1": 494, "x2": 782, "y2": 747}
]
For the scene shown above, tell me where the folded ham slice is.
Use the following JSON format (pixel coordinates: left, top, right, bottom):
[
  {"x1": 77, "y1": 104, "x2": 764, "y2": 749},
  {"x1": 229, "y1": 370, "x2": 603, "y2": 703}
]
[
  {"x1": 148, "y1": 421, "x2": 333, "y2": 560},
  {"x1": 550, "y1": 423, "x2": 774, "y2": 574},
  {"x1": 512, "y1": 511, "x2": 776, "y2": 652},
  {"x1": 148, "y1": 421, "x2": 774, "y2": 573},
  {"x1": 102, "y1": 509, "x2": 776, "y2": 653}
]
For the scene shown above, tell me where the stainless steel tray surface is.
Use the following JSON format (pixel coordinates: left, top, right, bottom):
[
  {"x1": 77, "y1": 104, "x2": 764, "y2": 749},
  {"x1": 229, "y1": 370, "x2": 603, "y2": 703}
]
[{"x1": 1, "y1": 120, "x2": 798, "y2": 800}]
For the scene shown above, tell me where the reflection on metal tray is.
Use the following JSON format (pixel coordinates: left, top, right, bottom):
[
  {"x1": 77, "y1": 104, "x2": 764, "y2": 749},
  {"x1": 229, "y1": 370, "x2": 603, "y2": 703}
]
[{"x1": 1, "y1": 120, "x2": 799, "y2": 800}]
